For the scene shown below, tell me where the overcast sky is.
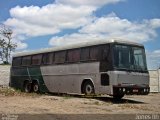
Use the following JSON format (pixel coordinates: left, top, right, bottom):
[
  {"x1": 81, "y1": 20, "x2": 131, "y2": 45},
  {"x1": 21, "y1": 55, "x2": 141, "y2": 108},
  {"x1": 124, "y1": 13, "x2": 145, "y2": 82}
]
[{"x1": 0, "y1": 0, "x2": 160, "y2": 69}]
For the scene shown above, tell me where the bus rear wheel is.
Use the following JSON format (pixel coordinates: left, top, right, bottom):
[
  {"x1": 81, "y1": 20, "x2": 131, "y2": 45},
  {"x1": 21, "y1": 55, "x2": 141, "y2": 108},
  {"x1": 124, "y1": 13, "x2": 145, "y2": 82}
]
[
  {"x1": 32, "y1": 82, "x2": 39, "y2": 93},
  {"x1": 82, "y1": 81, "x2": 95, "y2": 95},
  {"x1": 24, "y1": 81, "x2": 32, "y2": 93}
]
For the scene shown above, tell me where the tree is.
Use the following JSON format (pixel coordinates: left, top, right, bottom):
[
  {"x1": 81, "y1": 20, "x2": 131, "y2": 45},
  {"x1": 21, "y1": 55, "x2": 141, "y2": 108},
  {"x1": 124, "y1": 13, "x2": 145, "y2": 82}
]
[
  {"x1": 0, "y1": 39, "x2": 5, "y2": 62},
  {"x1": 0, "y1": 24, "x2": 17, "y2": 64}
]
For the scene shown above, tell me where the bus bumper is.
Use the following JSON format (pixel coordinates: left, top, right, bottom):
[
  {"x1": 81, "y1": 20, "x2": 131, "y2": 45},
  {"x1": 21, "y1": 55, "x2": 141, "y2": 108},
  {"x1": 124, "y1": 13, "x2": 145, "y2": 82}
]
[{"x1": 113, "y1": 85, "x2": 150, "y2": 95}]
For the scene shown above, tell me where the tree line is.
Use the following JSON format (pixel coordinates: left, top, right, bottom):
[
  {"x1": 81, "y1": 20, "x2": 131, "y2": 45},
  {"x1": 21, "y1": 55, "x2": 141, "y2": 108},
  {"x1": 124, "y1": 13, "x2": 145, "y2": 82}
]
[{"x1": 0, "y1": 24, "x2": 17, "y2": 64}]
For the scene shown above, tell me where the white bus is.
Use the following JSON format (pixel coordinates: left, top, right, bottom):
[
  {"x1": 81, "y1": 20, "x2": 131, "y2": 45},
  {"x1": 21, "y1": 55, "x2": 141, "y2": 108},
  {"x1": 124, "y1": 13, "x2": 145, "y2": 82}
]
[{"x1": 10, "y1": 39, "x2": 150, "y2": 99}]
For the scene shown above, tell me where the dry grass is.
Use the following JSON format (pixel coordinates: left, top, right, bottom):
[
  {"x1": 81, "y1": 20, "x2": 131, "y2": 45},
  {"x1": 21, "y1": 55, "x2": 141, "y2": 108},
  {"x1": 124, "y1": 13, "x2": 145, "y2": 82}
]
[
  {"x1": 0, "y1": 86, "x2": 40, "y2": 97},
  {"x1": 118, "y1": 104, "x2": 152, "y2": 111}
]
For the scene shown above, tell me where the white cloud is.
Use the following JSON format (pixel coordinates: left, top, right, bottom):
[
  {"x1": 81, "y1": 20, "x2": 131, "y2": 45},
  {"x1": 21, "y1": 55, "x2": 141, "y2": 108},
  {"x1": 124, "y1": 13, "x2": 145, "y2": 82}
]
[
  {"x1": 49, "y1": 13, "x2": 160, "y2": 46},
  {"x1": 15, "y1": 41, "x2": 28, "y2": 50},
  {"x1": 56, "y1": 0, "x2": 124, "y2": 7},
  {"x1": 4, "y1": 4, "x2": 96, "y2": 49},
  {"x1": 80, "y1": 13, "x2": 160, "y2": 42},
  {"x1": 147, "y1": 19, "x2": 160, "y2": 29},
  {"x1": 49, "y1": 33, "x2": 106, "y2": 46},
  {"x1": 5, "y1": 4, "x2": 95, "y2": 37}
]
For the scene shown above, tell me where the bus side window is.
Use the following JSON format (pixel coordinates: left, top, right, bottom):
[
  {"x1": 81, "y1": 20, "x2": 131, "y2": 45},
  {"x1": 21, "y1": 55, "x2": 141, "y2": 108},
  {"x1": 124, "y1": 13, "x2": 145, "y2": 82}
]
[
  {"x1": 42, "y1": 53, "x2": 53, "y2": 65},
  {"x1": 80, "y1": 47, "x2": 90, "y2": 61},
  {"x1": 32, "y1": 54, "x2": 42, "y2": 65},
  {"x1": 22, "y1": 56, "x2": 31, "y2": 66},
  {"x1": 12, "y1": 57, "x2": 22, "y2": 66},
  {"x1": 67, "y1": 49, "x2": 80, "y2": 63},
  {"x1": 101, "y1": 74, "x2": 109, "y2": 86},
  {"x1": 54, "y1": 51, "x2": 66, "y2": 64},
  {"x1": 90, "y1": 46, "x2": 99, "y2": 61}
]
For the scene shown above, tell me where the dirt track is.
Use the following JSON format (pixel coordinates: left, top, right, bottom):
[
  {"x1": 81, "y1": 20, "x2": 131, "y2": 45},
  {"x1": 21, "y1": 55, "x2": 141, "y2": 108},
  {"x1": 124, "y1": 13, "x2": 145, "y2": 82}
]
[{"x1": 0, "y1": 88, "x2": 160, "y2": 120}]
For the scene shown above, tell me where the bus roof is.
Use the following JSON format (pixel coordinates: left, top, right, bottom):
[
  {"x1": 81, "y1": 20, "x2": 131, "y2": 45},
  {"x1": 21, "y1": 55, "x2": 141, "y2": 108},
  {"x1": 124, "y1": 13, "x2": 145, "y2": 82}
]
[{"x1": 13, "y1": 38, "x2": 144, "y2": 57}]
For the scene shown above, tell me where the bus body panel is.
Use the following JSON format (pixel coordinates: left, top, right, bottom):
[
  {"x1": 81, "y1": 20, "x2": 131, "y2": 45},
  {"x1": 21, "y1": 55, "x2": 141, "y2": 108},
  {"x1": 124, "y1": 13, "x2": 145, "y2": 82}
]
[
  {"x1": 109, "y1": 71, "x2": 149, "y2": 95},
  {"x1": 110, "y1": 71, "x2": 149, "y2": 86},
  {"x1": 40, "y1": 62, "x2": 104, "y2": 94},
  {"x1": 10, "y1": 66, "x2": 49, "y2": 92}
]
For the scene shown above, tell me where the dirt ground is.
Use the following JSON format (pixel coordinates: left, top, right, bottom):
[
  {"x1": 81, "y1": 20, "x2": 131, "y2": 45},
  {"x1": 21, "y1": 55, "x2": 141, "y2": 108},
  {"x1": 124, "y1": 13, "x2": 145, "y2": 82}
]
[{"x1": 0, "y1": 87, "x2": 160, "y2": 120}]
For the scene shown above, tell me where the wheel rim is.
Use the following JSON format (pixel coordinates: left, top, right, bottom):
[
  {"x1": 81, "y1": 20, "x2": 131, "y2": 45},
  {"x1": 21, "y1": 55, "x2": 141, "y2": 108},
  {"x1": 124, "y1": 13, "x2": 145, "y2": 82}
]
[
  {"x1": 33, "y1": 84, "x2": 39, "y2": 92},
  {"x1": 85, "y1": 84, "x2": 93, "y2": 94}
]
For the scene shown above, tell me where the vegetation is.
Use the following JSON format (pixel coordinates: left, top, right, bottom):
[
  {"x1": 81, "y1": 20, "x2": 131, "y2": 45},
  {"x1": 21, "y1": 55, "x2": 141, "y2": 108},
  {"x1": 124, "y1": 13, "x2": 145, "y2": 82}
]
[
  {"x1": 0, "y1": 86, "x2": 40, "y2": 97},
  {"x1": 0, "y1": 24, "x2": 17, "y2": 64}
]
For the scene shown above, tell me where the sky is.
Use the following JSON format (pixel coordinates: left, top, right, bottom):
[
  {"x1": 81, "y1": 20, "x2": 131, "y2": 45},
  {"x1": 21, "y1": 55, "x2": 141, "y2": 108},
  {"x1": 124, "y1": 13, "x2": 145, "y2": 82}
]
[{"x1": 0, "y1": 0, "x2": 160, "y2": 69}]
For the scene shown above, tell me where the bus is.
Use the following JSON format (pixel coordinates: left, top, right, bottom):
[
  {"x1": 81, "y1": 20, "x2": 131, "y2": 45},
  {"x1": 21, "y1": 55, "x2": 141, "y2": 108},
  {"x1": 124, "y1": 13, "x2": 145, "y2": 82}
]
[{"x1": 10, "y1": 39, "x2": 150, "y2": 99}]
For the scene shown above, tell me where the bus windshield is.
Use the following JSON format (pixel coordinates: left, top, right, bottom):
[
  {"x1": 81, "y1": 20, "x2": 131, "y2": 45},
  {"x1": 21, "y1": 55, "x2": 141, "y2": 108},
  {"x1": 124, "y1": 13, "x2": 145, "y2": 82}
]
[{"x1": 113, "y1": 44, "x2": 147, "y2": 72}]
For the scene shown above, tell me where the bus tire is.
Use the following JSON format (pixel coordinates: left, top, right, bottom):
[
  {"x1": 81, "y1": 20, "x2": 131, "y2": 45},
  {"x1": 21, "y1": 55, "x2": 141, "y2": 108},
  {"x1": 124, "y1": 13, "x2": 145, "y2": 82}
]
[
  {"x1": 32, "y1": 82, "x2": 39, "y2": 93},
  {"x1": 23, "y1": 81, "x2": 32, "y2": 93},
  {"x1": 82, "y1": 81, "x2": 95, "y2": 95}
]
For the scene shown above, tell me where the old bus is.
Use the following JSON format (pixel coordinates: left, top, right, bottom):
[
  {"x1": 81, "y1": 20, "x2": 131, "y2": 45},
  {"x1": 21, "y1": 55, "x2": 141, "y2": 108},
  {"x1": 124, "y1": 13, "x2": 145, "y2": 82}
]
[{"x1": 10, "y1": 39, "x2": 150, "y2": 99}]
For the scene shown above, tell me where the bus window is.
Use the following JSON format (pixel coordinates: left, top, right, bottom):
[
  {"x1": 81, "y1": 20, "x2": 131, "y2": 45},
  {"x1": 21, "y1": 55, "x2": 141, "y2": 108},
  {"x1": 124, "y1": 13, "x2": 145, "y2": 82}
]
[
  {"x1": 80, "y1": 47, "x2": 89, "y2": 61},
  {"x1": 12, "y1": 57, "x2": 21, "y2": 66},
  {"x1": 90, "y1": 46, "x2": 99, "y2": 61},
  {"x1": 67, "y1": 49, "x2": 80, "y2": 63},
  {"x1": 22, "y1": 56, "x2": 31, "y2": 66},
  {"x1": 114, "y1": 45, "x2": 131, "y2": 69},
  {"x1": 101, "y1": 74, "x2": 109, "y2": 86},
  {"x1": 133, "y1": 47, "x2": 147, "y2": 71},
  {"x1": 43, "y1": 53, "x2": 53, "y2": 65},
  {"x1": 32, "y1": 54, "x2": 42, "y2": 65},
  {"x1": 54, "y1": 51, "x2": 66, "y2": 64}
]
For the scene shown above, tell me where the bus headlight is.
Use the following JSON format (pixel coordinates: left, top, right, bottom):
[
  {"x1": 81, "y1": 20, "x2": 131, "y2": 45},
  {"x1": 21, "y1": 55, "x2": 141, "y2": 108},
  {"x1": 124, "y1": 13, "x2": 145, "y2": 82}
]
[
  {"x1": 123, "y1": 88, "x2": 126, "y2": 92},
  {"x1": 119, "y1": 88, "x2": 122, "y2": 91}
]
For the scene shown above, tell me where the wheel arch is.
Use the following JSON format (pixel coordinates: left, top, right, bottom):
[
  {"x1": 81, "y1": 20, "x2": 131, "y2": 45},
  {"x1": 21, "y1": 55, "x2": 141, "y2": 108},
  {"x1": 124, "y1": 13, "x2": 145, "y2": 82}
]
[
  {"x1": 81, "y1": 78, "x2": 95, "y2": 94},
  {"x1": 23, "y1": 79, "x2": 30, "y2": 87},
  {"x1": 23, "y1": 79, "x2": 40, "y2": 86},
  {"x1": 32, "y1": 79, "x2": 40, "y2": 85}
]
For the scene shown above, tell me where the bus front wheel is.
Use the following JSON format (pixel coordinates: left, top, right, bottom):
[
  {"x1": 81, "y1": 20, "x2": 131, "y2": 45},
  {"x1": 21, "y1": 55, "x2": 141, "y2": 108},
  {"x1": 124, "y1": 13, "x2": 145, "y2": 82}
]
[
  {"x1": 23, "y1": 81, "x2": 32, "y2": 93},
  {"x1": 82, "y1": 81, "x2": 95, "y2": 95}
]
